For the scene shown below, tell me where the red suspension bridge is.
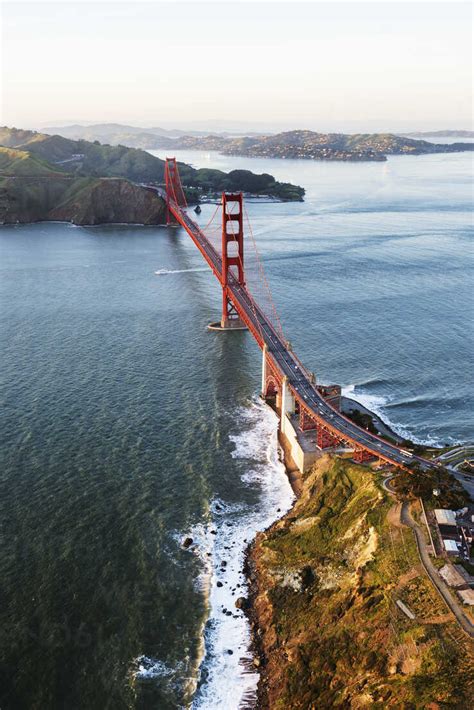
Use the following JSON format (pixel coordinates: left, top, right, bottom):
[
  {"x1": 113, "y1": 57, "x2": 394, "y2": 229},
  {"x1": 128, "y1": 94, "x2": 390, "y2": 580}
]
[{"x1": 158, "y1": 157, "x2": 430, "y2": 471}]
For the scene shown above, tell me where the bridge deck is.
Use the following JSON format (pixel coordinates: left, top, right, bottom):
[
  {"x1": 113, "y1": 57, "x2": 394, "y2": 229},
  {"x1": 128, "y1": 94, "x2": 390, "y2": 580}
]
[{"x1": 164, "y1": 193, "x2": 430, "y2": 471}]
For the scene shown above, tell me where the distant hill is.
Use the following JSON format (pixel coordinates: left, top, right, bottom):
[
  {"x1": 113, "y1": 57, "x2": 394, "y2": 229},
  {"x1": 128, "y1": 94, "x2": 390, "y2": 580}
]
[
  {"x1": 43, "y1": 123, "x2": 181, "y2": 138},
  {"x1": 169, "y1": 130, "x2": 474, "y2": 161},
  {"x1": 0, "y1": 127, "x2": 304, "y2": 225},
  {"x1": 404, "y1": 130, "x2": 474, "y2": 138},
  {"x1": 41, "y1": 123, "x2": 178, "y2": 150},
  {"x1": 40, "y1": 124, "x2": 474, "y2": 161},
  {"x1": 40, "y1": 123, "x2": 244, "y2": 149}
]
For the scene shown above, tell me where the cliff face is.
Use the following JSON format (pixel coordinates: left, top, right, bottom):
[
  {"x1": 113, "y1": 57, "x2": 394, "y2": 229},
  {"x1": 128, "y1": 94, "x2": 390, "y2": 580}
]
[
  {"x1": 0, "y1": 177, "x2": 166, "y2": 225},
  {"x1": 49, "y1": 178, "x2": 165, "y2": 225},
  {"x1": 248, "y1": 455, "x2": 473, "y2": 708}
]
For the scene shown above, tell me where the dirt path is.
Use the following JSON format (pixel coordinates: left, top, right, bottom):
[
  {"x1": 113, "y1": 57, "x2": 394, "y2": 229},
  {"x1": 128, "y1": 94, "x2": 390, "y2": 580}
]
[
  {"x1": 395, "y1": 567, "x2": 423, "y2": 590},
  {"x1": 387, "y1": 501, "x2": 404, "y2": 528},
  {"x1": 422, "y1": 613, "x2": 455, "y2": 625}
]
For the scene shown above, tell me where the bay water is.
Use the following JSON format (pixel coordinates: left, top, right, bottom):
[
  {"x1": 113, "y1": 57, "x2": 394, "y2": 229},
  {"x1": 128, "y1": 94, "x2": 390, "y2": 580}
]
[{"x1": 0, "y1": 147, "x2": 472, "y2": 708}]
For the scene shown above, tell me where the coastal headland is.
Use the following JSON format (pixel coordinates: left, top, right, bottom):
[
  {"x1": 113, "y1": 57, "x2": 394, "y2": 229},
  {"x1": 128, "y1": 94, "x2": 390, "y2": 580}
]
[
  {"x1": 245, "y1": 445, "x2": 474, "y2": 708},
  {"x1": 0, "y1": 127, "x2": 304, "y2": 226}
]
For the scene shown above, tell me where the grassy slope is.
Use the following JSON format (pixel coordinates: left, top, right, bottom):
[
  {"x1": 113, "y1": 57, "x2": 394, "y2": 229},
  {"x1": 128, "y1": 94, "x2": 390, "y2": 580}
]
[
  {"x1": 250, "y1": 455, "x2": 473, "y2": 708},
  {"x1": 0, "y1": 127, "x2": 41, "y2": 148},
  {"x1": 0, "y1": 147, "x2": 66, "y2": 177}
]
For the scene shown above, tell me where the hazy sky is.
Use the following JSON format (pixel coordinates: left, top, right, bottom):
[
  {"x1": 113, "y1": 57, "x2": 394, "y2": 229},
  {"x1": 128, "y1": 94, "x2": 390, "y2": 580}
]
[{"x1": 1, "y1": 0, "x2": 472, "y2": 132}]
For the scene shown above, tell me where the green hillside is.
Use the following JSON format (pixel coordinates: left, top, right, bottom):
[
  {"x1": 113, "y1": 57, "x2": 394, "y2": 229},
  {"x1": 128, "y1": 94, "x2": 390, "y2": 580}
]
[
  {"x1": 0, "y1": 127, "x2": 304, "y2": 201},
  {"x1": 0, "y1": 127, "x2": 41, "y2": 148},
  {"x1": 0, "y1": 146, "x2": 65, "y2": 177}
]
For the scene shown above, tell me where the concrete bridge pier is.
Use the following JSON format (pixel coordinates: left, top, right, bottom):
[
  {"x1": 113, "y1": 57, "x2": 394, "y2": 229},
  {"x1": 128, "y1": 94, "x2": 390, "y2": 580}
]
[
  {"x1": 280, "y1": 376, "x2": 296, "y2": 441},
  {"x1": 261, "y1": 344, "x2": 268, "y2": 398}
]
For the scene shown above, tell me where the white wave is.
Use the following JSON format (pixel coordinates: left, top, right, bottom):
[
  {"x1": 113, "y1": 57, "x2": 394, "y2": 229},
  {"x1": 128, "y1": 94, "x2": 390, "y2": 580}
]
[
  {"x1": 132, "y1": 655, "x2": 175, "y2": 680},
  {"x1": 342, "y1": 384, "x2": 391, "y2": 416},
  {"x1": 185, "y1": 521, "x2": 215, "y2": 594},
  {"x1": 155, "y1": 267, "x2": 209, "y2": 276},
  {"x1": 341, "y1": 384, "x2": 451, "y2": 446},
  {"x1": 192, "y1": 398, "x2": 295, "y2": 710}
]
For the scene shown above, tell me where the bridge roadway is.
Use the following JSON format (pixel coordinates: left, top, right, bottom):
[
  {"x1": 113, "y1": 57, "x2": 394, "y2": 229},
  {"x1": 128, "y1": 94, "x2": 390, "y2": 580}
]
[{"x1": 161, "y1": 192, "x2": 431, "y2": 471}]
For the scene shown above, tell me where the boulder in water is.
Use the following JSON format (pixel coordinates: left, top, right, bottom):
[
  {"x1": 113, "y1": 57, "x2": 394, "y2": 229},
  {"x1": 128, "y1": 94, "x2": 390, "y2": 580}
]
[{"x1": 235, "y1": 596, "x2": 248, "y2": 610}]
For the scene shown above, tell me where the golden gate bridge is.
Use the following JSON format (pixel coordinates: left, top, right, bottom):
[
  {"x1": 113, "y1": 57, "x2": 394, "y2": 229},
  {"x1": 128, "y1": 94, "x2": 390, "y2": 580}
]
[{"x1": 157, "y1": 157, "x2": 431, "y2": 472}]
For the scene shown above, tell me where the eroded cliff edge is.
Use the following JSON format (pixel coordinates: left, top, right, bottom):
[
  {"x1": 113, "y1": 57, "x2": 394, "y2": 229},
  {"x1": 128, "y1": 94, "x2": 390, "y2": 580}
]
[{"x1": 0, "y1": 176, "x2": 166, "y2": 226}]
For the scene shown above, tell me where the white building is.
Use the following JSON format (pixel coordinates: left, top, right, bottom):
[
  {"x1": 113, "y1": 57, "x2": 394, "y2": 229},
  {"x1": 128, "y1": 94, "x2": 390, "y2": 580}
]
[
  {"x1": 443, "y1": 539, "x2": 459, "y2": 555},
  {"x1": 434, "y1": 509, "x2": 457, "y2": 527},
  {"x1": 457, "y1": 589, "x2": 474, "y2": 606}
]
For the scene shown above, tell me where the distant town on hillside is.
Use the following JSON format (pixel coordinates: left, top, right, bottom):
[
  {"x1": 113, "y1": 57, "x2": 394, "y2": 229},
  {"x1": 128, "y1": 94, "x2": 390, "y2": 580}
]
[{"x1": 41, "y1": 124, "x2": 474, "y2": 162}]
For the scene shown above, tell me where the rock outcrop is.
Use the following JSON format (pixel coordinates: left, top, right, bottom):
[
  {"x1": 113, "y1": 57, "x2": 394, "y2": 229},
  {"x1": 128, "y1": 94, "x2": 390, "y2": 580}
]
[{"x1": 0, "y1": 176, "x2": 166, "y2": 225}]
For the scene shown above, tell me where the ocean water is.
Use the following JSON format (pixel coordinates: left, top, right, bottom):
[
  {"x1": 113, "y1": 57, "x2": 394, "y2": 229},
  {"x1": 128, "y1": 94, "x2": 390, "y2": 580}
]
[{"x1": 0, "y1": 148, "x2": 472, "y2": 708}]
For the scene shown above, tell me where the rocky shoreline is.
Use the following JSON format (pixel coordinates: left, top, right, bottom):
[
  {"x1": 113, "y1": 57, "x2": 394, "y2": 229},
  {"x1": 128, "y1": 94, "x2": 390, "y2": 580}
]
[
  {"x1": 340, "y1": 396, "x2": 405, "y2": 444},
  {"x1": 242, "y1": 541, "x2": 276, "y2": 710}
]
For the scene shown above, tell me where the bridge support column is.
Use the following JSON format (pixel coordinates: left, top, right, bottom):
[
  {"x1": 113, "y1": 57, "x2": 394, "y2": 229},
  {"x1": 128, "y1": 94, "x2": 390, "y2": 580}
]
[
  {"x1": 300, "y1": 409, "x2": 317, "y2": 431},
  {"x1": 316, "y1": 426, "x2": 341, "y2": 450},
  {"x1": 261, "y1": 344, "x2": 268, "y2": 398},
  {"x1": 281, "y1": 377, "x2": 295, "y2": 416},
  {"x1": 280, "y1": 376, "x2": 296, "y2": 439},
  {"x1": 353, "y1": 449, "x2": 375, "y2": 463},
  {"x1": 207, "y1": 192, "x2": 249, "y2": 332}
]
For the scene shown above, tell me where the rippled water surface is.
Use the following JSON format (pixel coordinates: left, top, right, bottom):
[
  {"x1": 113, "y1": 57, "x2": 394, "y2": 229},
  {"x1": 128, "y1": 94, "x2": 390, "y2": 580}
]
[{"x1": 0, "y1": 149, "x2": 472, "y2": 708}]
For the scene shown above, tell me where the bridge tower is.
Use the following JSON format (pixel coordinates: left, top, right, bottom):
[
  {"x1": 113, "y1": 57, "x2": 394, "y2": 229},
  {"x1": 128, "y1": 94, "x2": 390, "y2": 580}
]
[
  {"x1": 164, "y1": 157, "x2": 187, "y2": 224},
  {"x1": 218, "y1": 193, "x2": 247, "y2": 330}
]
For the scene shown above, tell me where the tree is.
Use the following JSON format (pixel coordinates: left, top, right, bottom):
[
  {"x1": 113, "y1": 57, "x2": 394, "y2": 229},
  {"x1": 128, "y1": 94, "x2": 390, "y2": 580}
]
[{"x1": 392, "y1": 465, "x2": 469, "y2": 508}]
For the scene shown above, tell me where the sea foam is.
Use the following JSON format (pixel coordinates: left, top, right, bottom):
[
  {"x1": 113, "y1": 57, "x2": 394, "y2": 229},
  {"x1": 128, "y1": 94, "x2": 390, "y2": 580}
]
[
  {"x1": 191, "y1": 398, "x2": 294, "y2": 709},
  {"x1": 341, "y1": 384, "x2": 458, "y2": 446}
]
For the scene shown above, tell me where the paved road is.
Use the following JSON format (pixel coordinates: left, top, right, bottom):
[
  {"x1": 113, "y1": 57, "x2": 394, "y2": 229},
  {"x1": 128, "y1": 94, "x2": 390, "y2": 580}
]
[
  {"x1": 451, "y1": 470, "x2": 474, "y2": 501},
  {"x1": 400, "y1": 501, "x2": 474, "y2": 639},
  {"x1": 382, "y1": 475, "x2": 396, "y2": 495},
  {"x1": 162, "y1": 195, "x2": 436, "y2": 471},
  {"x1": 434, "y1": 446, "x2": 474, "y2": 501}
]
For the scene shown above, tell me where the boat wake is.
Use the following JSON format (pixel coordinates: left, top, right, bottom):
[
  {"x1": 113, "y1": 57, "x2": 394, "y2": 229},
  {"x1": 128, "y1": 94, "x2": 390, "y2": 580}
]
[{"x1": 154, "y1": 267, "x2": 208, "y2": 276}]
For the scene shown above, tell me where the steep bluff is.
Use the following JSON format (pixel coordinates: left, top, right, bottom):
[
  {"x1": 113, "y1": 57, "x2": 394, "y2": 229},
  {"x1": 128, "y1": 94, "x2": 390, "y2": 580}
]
[{"x1": 0, "y1": 176, "x2": 166, "y2": 225}]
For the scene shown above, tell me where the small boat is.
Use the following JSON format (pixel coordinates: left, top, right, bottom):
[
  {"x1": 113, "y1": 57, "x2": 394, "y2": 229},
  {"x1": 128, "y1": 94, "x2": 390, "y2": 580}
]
[{"x1": 194, "y1": 204, "x2": 202, "y2": 214}]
